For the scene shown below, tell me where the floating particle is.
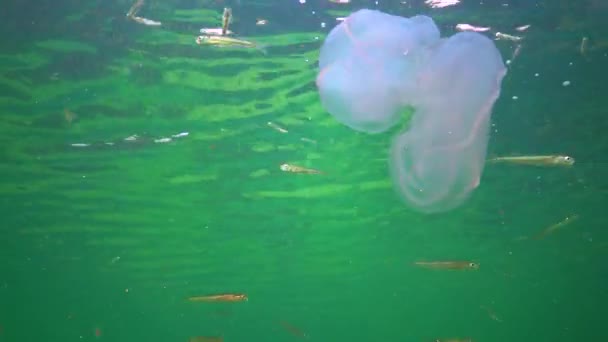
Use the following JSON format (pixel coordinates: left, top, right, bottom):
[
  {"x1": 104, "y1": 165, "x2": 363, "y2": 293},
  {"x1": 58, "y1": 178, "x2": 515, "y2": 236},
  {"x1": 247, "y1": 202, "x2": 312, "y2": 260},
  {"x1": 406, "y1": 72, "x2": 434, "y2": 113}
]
[
  {"x1": 562, "y1": 80, "x2": 571, "y2": 87},
  {"x1": 512, "y1": 96, "x2": 518, "y2": 100},
  {"x1": 534, "y1": 73, "x2": 539, "y2": 77}
]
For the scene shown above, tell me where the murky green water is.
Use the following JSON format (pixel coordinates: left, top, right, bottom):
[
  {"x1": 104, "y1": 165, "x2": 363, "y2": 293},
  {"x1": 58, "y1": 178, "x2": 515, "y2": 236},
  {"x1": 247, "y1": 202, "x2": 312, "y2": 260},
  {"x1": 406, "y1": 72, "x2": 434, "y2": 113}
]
[{"x1": 1, "y1": 0, "x2": 607, "y2": 341}]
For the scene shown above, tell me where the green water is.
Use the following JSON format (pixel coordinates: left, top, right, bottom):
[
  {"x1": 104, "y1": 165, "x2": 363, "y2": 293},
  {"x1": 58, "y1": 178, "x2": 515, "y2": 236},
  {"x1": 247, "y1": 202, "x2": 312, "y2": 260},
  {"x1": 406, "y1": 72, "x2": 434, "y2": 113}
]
[{"x1": 1, "y1": 0, "x2": 607, "y2": 341}]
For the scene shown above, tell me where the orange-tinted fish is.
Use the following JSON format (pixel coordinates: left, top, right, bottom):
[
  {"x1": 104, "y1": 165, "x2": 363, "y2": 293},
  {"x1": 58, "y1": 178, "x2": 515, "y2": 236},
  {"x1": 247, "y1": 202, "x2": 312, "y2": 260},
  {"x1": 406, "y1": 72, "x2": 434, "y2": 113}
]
[
  {"x1": 279, "y1": 321, "x2": 307, "y2": 339},
  {"x1": 187, "y1": 294, "x2": 247, "y2": 302},
  {"x1": 533, "y1": 214, "x2": 579, "y2": 240},
  {"x1": 125, "y1": 0, "x2": 160, "y2": 26},
  {"x1": 414, "y1": 261, "x2": 479, "y2": 270},
  {"x1": 126, "y1": 0, "x2": 144, "y2": 18},
  {"x1": 64, "y1": 108, "x2": 77, "y2": 124},
  {"x1": 280, "y1": 163, "x2": 323, "y2": 174},
  {"x1": 221, "y1": 7, "x2": 232, "y2": 35}
]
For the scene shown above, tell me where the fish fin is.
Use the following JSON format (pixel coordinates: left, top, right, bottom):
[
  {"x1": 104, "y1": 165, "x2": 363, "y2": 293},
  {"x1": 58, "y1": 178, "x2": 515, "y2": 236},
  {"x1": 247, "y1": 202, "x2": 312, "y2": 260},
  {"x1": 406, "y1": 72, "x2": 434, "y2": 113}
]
[{"x1": 256, "y1": 44, "x2": 268, "y2": 55}]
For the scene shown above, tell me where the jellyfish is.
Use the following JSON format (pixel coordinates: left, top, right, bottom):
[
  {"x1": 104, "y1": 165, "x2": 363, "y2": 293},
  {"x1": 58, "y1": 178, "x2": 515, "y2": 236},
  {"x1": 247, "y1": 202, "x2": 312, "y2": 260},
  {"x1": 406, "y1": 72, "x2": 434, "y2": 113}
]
[{"x1": 316, "y1": 9, "x2": 506, "y2": 213}]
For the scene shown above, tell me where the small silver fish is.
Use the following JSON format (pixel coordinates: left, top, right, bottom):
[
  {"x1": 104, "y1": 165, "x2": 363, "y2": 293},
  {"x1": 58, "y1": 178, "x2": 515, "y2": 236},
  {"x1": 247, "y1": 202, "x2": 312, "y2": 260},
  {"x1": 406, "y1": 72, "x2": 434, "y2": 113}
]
[
  {"x1": 487, "y1": 155, "x2": 574, "y2": 167},
  {"x1": 495, "y1": 32, "x2": 523, "y2": 42}
]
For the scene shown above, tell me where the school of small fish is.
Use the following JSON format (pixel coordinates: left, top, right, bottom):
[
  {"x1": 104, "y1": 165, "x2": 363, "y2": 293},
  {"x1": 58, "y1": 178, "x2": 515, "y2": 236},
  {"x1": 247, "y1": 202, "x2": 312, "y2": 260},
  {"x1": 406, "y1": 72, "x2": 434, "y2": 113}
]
[{"x1": 51, "y1": 1, "x2": 593, "y2": 341}]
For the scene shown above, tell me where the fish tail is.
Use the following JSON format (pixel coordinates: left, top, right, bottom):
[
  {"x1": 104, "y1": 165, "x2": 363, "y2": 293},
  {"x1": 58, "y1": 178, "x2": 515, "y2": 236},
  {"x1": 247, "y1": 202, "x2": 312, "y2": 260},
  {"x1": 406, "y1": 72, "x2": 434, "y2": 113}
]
[
  {"x1": 188, "y1": 297, "x2": 211, "y2": 302},
  {"x1": 486, "y1": 158, "x2": 500, "y2": 164}
]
